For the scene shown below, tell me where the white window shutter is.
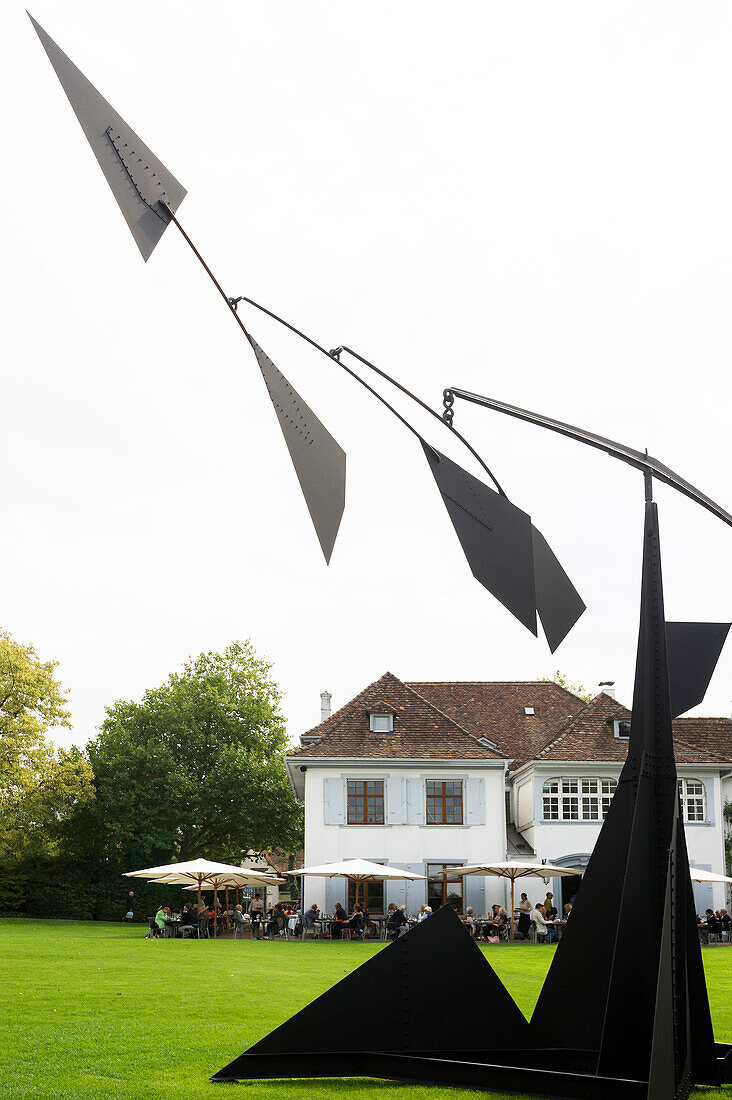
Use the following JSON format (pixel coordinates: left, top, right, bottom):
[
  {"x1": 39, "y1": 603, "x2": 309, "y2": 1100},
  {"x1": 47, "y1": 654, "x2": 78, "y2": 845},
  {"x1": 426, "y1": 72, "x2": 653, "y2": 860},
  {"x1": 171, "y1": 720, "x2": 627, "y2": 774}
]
[
  {"x1": 386, "y1": 777, "x2": 407, "y2": 824},
  {"x1": 404, "y1": 862, "x2": 426, "y2": 915},
  {"x1": 385, "y1": 865, "x2": 407, "y2": 909},
  {"x1": 326, "y1": 877, "x2": 346, "y2": 912},
  {"x1": 465, "y1": 777, "x2": 486, "y2": 825},
  {"x1": 406, "y1": 777, "x2": 425, "y2": 824},
  {"x1": 323, "y1": 777, "x2": 345, "y2": 824}
]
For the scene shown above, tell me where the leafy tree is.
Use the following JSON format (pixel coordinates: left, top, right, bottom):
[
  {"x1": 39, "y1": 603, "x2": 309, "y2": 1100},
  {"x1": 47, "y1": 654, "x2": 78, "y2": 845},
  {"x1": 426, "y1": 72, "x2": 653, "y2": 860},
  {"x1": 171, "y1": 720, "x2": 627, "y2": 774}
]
[
  {"x1": 87, "y1": 641, "x2": 302, "y2": 869},
  {"x1": 540, "y1": 669, "x2": 594, "y2": 703},
  {"x1": 0, "y1": 630, "x2": 93, "y2": 859}
]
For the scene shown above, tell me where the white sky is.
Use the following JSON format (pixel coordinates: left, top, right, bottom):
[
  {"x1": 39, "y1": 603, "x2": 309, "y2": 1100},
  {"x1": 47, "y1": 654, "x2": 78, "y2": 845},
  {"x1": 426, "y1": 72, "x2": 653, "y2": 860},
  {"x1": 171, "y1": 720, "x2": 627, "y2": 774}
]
[{"x1": 3, "y1": 1, "x2": 732, "y2": 751}]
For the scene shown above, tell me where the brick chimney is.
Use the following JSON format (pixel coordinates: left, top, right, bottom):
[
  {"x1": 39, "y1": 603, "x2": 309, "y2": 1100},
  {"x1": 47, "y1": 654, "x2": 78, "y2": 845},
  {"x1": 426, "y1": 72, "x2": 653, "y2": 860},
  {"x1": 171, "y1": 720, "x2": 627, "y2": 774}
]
[{"x1": 320, "y1": 691, "x2": 332, "y2": 723}]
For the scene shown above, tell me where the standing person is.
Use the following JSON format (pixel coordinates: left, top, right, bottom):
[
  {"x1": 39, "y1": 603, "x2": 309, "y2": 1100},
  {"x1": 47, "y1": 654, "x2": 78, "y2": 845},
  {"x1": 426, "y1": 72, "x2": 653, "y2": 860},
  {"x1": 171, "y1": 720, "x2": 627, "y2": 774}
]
[
  {"x1": 516, "y1": 892, "x2": 532, "y2": 939},
  {"x1": 249, "y1": 893, "x2": 264, "y2": 939},
  {"x1": 124, "y1": 890, "x2": 135, "y2": 920},
  {"x1": 543, "y1": 892, "x2": 557, "y2": 920}
]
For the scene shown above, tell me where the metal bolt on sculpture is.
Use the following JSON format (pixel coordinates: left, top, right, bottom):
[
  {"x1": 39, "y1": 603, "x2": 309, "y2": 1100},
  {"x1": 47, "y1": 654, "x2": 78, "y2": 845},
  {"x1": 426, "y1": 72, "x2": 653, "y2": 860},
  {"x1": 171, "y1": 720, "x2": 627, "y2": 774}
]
[{"x1": 29, "y1": 15, "x2": 732, "y2": 1099}]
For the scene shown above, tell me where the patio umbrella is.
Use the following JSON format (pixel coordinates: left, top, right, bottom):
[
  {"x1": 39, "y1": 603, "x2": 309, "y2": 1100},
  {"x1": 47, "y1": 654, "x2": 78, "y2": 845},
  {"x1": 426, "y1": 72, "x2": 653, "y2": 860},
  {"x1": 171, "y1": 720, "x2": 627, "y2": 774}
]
[
  {"x1": 444, "y1": 861, "x2": 584, "y2": 941},
  {"x1": 289, "y1": 858, "x2": 426, "y2": 913},
  {"x1": 180, "y1": 871, "x2": 284, "y2": 931},
  {"x1": 688, "y1": 867, "x2": 732, "y2": 885},
  {"x1": 124, "y1": 859, "x2": 283, "y2": 930}
]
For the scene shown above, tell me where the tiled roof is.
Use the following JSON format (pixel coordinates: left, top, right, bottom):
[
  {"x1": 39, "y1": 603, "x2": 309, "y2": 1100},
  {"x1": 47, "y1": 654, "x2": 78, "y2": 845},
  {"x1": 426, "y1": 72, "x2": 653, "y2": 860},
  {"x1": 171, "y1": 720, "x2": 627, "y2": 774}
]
[
  {"x1": 292, "y1": 673, "x2": 732, "y2": 768},
  {"x1": 673, "y1": 717, "x2": 732, "y2": 763},
  {"x1": 265, "y1": 850, "x2": 304, "y2": 876},
  {"x1": 288, "y1": 672, "x2": 504, "y2": 760},
  {"x1": 534, "y1": 692, "x2": 725, "y2": 766},
  {"x1": 409, "y1": 680, "x2": 585, "y2": 767}
]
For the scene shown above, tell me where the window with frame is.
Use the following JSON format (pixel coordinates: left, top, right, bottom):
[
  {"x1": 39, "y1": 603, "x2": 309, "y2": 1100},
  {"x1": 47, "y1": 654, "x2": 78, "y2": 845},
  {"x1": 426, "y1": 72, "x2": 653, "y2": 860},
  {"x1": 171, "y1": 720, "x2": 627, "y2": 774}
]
[
  {"x1": 347, "y1": 780, "x2": 384, "y2": 825},
  {"x1": 348, "y1": 877, "x2": 385, "y2": 914},
  {"x1": 369, "y1": 712, "x2": 393, "y2": 733},
  {"x1": 678, "y1": 778, "x2": 706, "y2": 822},
  {"x1": 543, "y1": 777, "x2": 616, "y2": 821},
  {"x1": 425, "y1": 780, "x2": 463, "y2": 825},
  {"x1": 427, "y1": 863, "x2": 463, "y2": 913}
]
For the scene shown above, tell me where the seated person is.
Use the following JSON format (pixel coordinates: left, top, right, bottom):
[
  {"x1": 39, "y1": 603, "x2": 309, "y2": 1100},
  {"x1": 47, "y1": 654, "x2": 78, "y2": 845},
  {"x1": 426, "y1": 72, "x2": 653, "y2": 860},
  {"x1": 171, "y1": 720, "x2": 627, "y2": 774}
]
[
  {"x1": 302, "y1": 903, "x2": 319, "y2": 931},
  {"x1": 419, "y1": 906, "x2": 432, "y2": 921},
  {"x1": 706, "y1": 908, "x2": 721, "y2": 936},
  {"x1": 180, "y1": 904, "x2": 197, "y2": 934},
  {"x1": 330, "y1": 902, "x2": 349, "y2": 940},
  {"x1": 386, "y1": 902, "x2": 408, "y2": 940},
  {"x1": 346, "y1": 904, "x2": 365, "y2": 936},
  {"x1": 154, "y1": 905, "x2": 167, "y2": 934},
  {"x1": 720, "y1": 909, "x2": 731, "y2": 934},
  {"x1": 462, "y1": 906, "x2": 476, "y2": 934},
  {"x1": 490, "y1": 903, "x2": 509, "y2": 938},
  {"x1": 530, "y1": 902, "x2": 557, "y2": 944}
]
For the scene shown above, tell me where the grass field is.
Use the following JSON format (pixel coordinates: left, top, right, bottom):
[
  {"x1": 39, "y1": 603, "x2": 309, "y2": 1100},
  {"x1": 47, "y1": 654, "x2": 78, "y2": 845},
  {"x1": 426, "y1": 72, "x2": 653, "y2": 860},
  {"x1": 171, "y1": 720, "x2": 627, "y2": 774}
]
[{"x1": 1, "y1": 920, "x2": 730, "y2": 1100}]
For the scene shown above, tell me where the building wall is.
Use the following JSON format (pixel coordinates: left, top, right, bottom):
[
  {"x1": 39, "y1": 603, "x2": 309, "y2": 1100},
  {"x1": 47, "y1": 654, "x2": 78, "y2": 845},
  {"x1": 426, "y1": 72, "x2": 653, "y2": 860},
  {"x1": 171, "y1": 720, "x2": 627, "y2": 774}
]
[
  {"x1": 520, "y1": 763, "x2": 730, "y2": 912},
  {"x1": 302, "y1": 762, "x2": 506, "y2": 913}
]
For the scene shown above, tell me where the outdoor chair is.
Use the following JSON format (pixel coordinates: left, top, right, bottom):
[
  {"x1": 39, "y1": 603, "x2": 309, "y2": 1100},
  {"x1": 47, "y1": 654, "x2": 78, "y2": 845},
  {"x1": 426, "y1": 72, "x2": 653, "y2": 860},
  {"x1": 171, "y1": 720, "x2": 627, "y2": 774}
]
[
  {"x1": 529, "y1": 920, "x2": 539, "y2": 944},
  {"x1": 198, "y1": 916, "x2": 209, "y2": 939},
  {"x1": 347, "y1": 915, "x2": 365, "y2": 941},
  {"x1": 271, "y1": 913, "x2": 288, "y2": 939},
  {"x1": 146, "y1": 918, "x2": 160, "y2": 939},
  {"x1": 232, "y1": 914, "x2": 249, "y2": 940}
]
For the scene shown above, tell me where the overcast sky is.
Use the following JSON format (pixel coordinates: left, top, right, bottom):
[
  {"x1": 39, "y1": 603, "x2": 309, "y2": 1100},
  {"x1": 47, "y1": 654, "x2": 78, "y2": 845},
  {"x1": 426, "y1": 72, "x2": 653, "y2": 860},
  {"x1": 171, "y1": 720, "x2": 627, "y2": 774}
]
[{"x1": 3, "y1": 1, "x2": 732, "y2": 751}]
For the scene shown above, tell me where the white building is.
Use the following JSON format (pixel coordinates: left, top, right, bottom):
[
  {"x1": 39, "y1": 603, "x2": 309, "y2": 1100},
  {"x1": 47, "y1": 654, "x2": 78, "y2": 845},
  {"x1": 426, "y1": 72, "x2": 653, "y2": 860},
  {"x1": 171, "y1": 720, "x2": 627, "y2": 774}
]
[{"x1": 286, "y1": 673, "x2": 732, "y2": 916}]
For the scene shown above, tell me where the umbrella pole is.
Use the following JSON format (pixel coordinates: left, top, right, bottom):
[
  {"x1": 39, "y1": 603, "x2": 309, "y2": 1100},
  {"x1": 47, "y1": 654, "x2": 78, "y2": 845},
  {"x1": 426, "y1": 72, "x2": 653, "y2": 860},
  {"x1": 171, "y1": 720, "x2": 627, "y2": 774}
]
[
  {"x1": 197, "y1": 878, "x2": 202, "y2": 921},
  {"x1": 226, "y1": 886, "x2": 230, "y2": 933},
  {"x1": 214, "y1": 886, "x2": 218, "y2": 937},
  {"x1": 510, "y1": 876, "x2": 515, "y2": 942}
]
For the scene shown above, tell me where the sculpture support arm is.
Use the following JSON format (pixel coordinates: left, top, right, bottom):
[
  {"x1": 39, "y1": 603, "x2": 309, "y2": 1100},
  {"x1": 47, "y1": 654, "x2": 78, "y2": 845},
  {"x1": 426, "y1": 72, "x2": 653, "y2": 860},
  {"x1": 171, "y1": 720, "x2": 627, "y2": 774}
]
[{"x1": 449, "y1": 387, "x2": 732, "y2": 529}]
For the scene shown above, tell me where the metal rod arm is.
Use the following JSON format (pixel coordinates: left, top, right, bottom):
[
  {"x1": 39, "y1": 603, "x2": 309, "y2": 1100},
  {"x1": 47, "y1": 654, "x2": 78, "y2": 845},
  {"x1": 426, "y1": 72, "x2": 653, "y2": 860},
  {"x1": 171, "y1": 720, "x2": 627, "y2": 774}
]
[
  {"x1": 234, "y1": 295, "x2": 505, "y2": 495},
  {"x1": 449, "y1": 387, "x2": 732, "y2": 529},
  {"x1": 340, "y1": 346, "x2": 506, "y2": 496}
]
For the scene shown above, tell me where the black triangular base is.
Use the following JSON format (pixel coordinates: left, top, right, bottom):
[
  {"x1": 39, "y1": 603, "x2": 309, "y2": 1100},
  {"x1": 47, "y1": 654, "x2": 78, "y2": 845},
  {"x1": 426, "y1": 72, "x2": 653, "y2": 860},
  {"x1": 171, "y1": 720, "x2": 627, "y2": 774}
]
[{"x1": 212, "y1": 905, "x2": 528, "y2": 1081}]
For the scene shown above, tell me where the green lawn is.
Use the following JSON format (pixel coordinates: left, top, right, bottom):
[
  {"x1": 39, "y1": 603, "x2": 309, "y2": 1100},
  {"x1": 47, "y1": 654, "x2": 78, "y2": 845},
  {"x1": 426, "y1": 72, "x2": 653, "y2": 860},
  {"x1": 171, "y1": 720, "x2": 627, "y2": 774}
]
[{"x1": 0, "y1": 920, "x2": 730, "y2": 1100}]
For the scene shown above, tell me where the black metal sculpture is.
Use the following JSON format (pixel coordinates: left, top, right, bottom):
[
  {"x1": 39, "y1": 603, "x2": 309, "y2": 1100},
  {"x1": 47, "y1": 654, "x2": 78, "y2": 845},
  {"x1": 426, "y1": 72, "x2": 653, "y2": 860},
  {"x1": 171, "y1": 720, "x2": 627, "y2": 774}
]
[
  {"x1": 28, "y1": 13, "x2": 584, "y2": 652},
  {"x1": 29, "y1": 15, "x2": 732, "y2": 1099}
]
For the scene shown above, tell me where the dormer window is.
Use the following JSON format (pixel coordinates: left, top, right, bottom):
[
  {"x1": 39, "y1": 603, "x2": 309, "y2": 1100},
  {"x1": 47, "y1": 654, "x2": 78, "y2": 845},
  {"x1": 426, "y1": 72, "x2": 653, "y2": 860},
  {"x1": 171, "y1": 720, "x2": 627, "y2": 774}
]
[
  {"x1": 369, "y1": 712, "x2": 393, "y2": 733},
  {"x1": 524, "y1": 707, "x2": 535, "y2": 717},
  {"x1": 613, "y1": 719, "x2": 631, "y2": 740}
]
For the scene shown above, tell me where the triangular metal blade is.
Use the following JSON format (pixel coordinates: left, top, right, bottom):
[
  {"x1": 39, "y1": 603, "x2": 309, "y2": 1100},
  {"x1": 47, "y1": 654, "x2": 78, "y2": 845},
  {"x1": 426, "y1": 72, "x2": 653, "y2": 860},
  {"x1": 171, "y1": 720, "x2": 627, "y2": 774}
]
[
  {"x1": 530, "y1": 526, "x2": 585, "y2": 652},
  {"x1": 212, "y1": 905, "x2": 528, "y2": 1081},
  {"x1": 666, "y1": 621, "x2": 730, "y2": 719},
  {"x1": 251, "y1": 339, "x2": 346, "y2": 564},
  {"x1": 28, "y1": 14, "x2": 186, "y2": 261},
  {"x1": 422, "y1": 443, "x2": 537, "y2": 635}
]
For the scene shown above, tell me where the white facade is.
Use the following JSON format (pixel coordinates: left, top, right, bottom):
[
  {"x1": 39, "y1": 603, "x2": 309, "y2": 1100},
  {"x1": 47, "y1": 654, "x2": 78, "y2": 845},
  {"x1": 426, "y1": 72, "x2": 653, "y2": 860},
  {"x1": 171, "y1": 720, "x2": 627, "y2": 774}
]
[
  {"x1": 291, "y1": 758, "x2": 507, "y2": 913},
  {"x1": 513, "y1": 760, "x2": 731, "y2": 913}
]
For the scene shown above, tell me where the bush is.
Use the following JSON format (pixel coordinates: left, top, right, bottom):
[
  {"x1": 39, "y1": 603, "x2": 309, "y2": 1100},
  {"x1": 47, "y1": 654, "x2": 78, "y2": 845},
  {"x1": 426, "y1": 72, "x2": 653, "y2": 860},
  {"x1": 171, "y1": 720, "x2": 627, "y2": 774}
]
[{"x1": 0, "y1": 856, "x2": 193, "y2": 922}]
